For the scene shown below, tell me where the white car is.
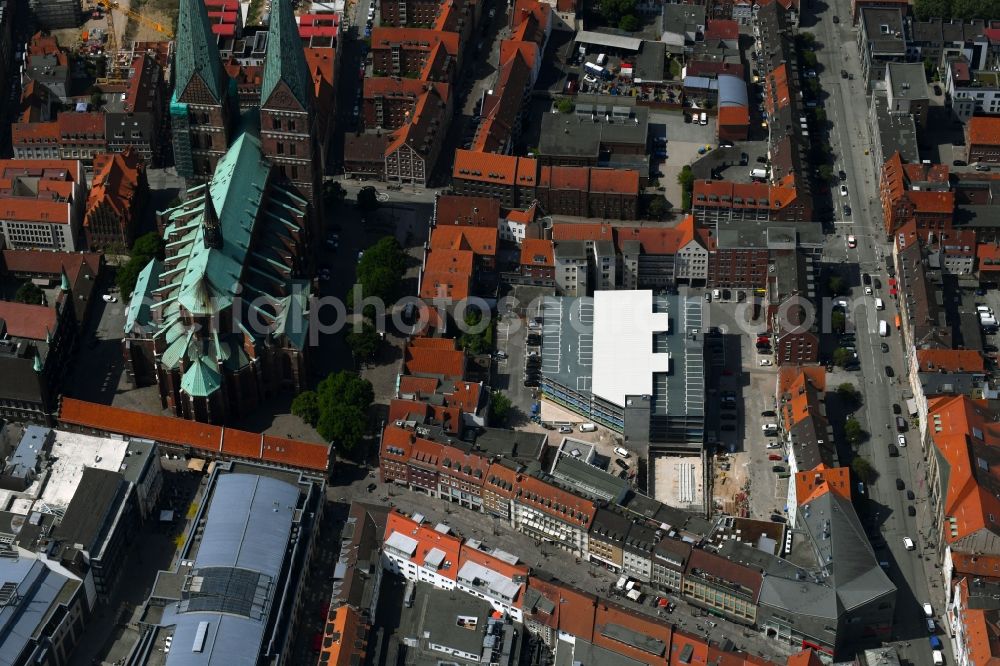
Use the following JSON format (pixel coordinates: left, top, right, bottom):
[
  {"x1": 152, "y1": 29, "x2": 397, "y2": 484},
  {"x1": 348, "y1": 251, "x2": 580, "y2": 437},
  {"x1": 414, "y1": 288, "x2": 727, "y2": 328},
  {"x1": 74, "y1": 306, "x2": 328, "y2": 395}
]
[
  {"x1": 923, "y1": 603, "x2": 934, "y2": 618},
  {"x1": 102, "y1": 294, "x2": 117, "y2": 303},
  {"x1": 761, "y1": 423, "x2": 778, "y2": 432},
  {"x1": 840, "y1": 184, "x2": 848, "y2": 196},
  {"x1": 759, "y1": 359, "x2": 772, "y2": 366},
  {"x1": 766, "y1": 442, "x2": 782, "y2": 449},
  {"x1": 847, "y1": 235, "x2": 857, "y2": 248},
  {"x1": 865, "y1": 286, "x2": 873, "y2": 295},
  {"x1": 903, "y1": 536, "x2": 916, "y2": 550},
  {"x1": 897, "y1": 434, "x2": 906, "y2": 447}
]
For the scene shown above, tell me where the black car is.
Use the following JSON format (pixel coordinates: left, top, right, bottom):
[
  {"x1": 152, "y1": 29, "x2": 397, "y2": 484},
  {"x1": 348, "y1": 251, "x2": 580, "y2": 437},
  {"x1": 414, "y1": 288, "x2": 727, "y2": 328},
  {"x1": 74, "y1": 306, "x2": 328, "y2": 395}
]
[
  {"x1": 524, "y1": 379, "x2": 539, "y2": 387},
  {"x1": 756, "y1": 156, "x2": 768, "y2": 164},
  {"x1": 843, "y1": 205, "x2": 852, "y2": 216},
  {"x1": 366, "y1": 483, "x2": 377, "y2": 493},
  {"x1": 908, "y1": 506, "x2": 917, "y2": 517},
  {"x1": 881, "y1": 342, "x2": 890, "y2": 353},
  {"x1": 862, "y1": 273, "x2": 871, "y2": 285},
  {"x1": 892, "y1": 403, "x2": 901, "y2": 415},
  {"x1": 873, "y1": 278, "x2": 882, "y2": 289},
  {"x1": 906, "y1": 490, "x2": 915, "y2": 500},
  {"x1": 953, "y1": 160, "x2": 968, "y2": 167},
  {"x1": 839, "y1": 170, "x2": 847, "y2": 181},
  {"x1": 722, "y1": 289, "x2": 731, "y2": 300},
  {"x1": 888, "y1": 444, "x2": 899, "y2": 457},
  {"x1": 740, "y1": 152, "x2": 749, "y2": 166},
  {"x1": 761, "y1": 410, "x2": 777, "y2": 417},
  {"x1": 896, "y1": 478, "x2": 905, "y2": 490},
  {"x1": 885, "y1": 365, "x2": 895, "y2": 377},
  {"x1": 770, "y1": 514, "x2": 787, "y2": 523},
  {"x1": 840, "y1": 69, "x2": 848, "y2": 78},
  {"x1": 832, "y1": 14, "x2": 839, "y2": 22}
]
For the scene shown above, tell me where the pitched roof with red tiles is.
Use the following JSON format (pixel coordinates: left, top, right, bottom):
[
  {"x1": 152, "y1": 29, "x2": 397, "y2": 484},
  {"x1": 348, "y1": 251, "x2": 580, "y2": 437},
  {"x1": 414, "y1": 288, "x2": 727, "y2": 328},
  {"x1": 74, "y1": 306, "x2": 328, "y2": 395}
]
[
  {"x1": 384, "y1": 510, "x2": 463, "y2": 579},
  {"x1": 926, "y1": 395, "x2": 1000, "y2": 548},
  {"x1": 85, "y1": 148, "x2": 144, "y2": 228},
  {"x1": 403, "y1": 337, "x2": 466, "y2": 378},
  {"x1": 979, "y1": 243, "x2": 1000, "y2": 271},
  {"x1": 304, "y1": 48, "x2": 336, "y2": 116},
  {"x1": 916, "y1": 349, "x2": 985, "y2": 374},
  {"x1": 434, "y1": 195, "x2": 500, "y2": 227},
  {"x1": 318, "y1": 605, "x2": 368, "y2": 666},
  {"x1": 521, "y1": 238, "x2": 554, "y2": 267},
  {"x1": 371, "y1": 27, "x2": 460, "y2": 55},
  {"x1": 11, "y1": 121, "x2": 60, "y2": 143},
  {"x1": 445, "y1": 381, "x2": 483, "y2": 414},
  {"x1": 718, "y1": 105, "x2": 750, "y2": 127},
  {"x1": 437, "y1": 443, "x2": 489, "y2": 485},
  {"x1": 685, "y1": 60, "x2": 745, "y2": 79},
  {"x1": 58, "y1": 398, "x2": 329, "y2": 470},
  {"x1": 615, "y1": 216, "x2": 699, "y2": 255},
  {"x1": 968, "y1": 116, "x2": 1000, "y2": 147},
  {"x1": 705, "y1": 19, "x2": 739, "y2": 40},
  {"x1": 686, "y1": 548, "x2": 764, "y2": 599},
  {"x1": 593, "y1": 604, "x2": 672, "y2": 664},
  {"x1": 516, "y1": 474, "x2": 595, "y2": 527},
  {"x1": 795, "y1": 464, "x2": 851, "y2": 505},
  {"x1": 1, "y1": 248, "x2": 101, "y2": 284},
  {"x1": 430, "y1": 225, "x2": 498, "y2": 256},
  {"x1": 459, "y1": 541, "x2": 529, "y2": 581},
  {"x1": 523, "y1": 576, "x2": 597, "y2": 639},
  {"x1": 419, "y1": 248, "x2": 473, "y2": 300},
  {"x1": 0, "y1": 301, "x2": 57, "y2": 340},
  {"x1": 397, "y1": 375, "x2": 441, "y2": 396},
  {"x1": 453, "y1": 149, "x2": 538, "y2": 186},
  {"x1": 588, "y1": 168, "x2": 640, "y2": 194},
  {"x1": 551, "y1": 222, "x2": 614, "y2": 242},
  {"x1": 57, "y1": 112, "x2": 105, "y2": 137}
]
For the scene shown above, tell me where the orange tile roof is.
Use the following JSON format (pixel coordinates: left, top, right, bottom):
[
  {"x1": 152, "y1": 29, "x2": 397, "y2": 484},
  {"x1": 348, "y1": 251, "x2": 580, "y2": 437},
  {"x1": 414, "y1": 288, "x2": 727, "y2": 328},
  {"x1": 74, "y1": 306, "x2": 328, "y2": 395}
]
[
  {"x1": 968, "y1": 116, "x2": 1000, "y2": 147},
  {"x1": 506, "y1": 202, "x2": 538, "y2": 224},
  {"x1": 916, "y1": 349, "x2": 985, "y2": 374},
  {"x1": 1, "y1": 248, "x2": 101, "y2": 283},
  {"x1": 430, "y1": 225, "x2": 498, "y2": 256},
  {"x1": 404, "y1": 337, "x2": 465, "y2": 378},
  {"x1": 927, "y1": 395, "x2": 1000, "y2": 547},
  {"x1": 551, "y1": 222, "x2": 614, "y2": 242},
  {"x1": 460, "y1": 541, "x2": 529, "y2": 581},
  {"x1": 615, "y1": 216, "x2": 698, "y2": 255},
  {"x1": 670, "y1": 632, "x2": 710, "y2": 666},
  {"x1": 593, "y1": 604, "x2": 672, "y2": 664},
  {"x1": 908, "y1": 189, "x2": 954, "y2": 214},
  {"x1": 520, "y1": 238, "x2": 554, "y2": 267},
  {"x1": 371, "y1": 27, "x2": 460, "y2": 55},
  {"x1": 304, "y1": 48, "x2": 336, "y2": 112},
  {"x1": 589, "y1": 167, "x2": 640, "y2": 194},
  {"x1": 786, "y1": 650, "x2": 825, "y2": 666},
  {"x1": 319, "y1": 605, "x2": 368, "y2": 666},
  {"x1": 484, "y1": 461, "x2": 519, "y2": 499},
  {"x1": 795, "y1": 465, "x2": 851, "y2": 505},
  {"x1": 547, "y1": 165, "x2": 589, "y2": 190},
  {"x1": 57, "y1": 112, "x2": 105, "y2": 136},
  {"x1": 58, "y1": 398, "x2": 329, "y2": 471},
  {"x1": 12, "y1": 121, "x2": 60, "y2": 142},
  {"x1": 446, "y1": 381, "x2": 482, "y2": 414},
  {"x1": 453, "y1": 149, "x2": 538, "y2": 186},
  {"x1": 517, "y1": 474, "x2": 595, "y2": 526},
  {"x1": 85, "y1": 148, "x2": 144, "y2": 229},
  {"x1": 0, "y1": 301, "x2": 57, "y2": 340},
  {"x1": 979, "y1": 243, "x2": 1000, "y2": 271},
  {"x1": 777, "y1": 366, "x2": 826, "y2": 395},
  {"x1": 961, "y1": 602, "x2": 1000, "y2": 666},
  {"x1": 434, "y1": 195, "x2": 500, "y2": 227},
  {"x1": 718, "y1": 105, "x2": 750, "y2": 126},
  {"x1": 419, "y1": 248, "x2": 473, "y2": 300},
  {"x1": 524, "y1": 576, "x2": 597, "y2": 639},
  {"x1": 384, "y1": 510, "x2": 463, "y2": 579},
  {"x1": 409, "y1": 337, "x2": 460, "y2": 350},
  {"x1": 398, "y1": 375, "x2": 441, "y2": 396}
]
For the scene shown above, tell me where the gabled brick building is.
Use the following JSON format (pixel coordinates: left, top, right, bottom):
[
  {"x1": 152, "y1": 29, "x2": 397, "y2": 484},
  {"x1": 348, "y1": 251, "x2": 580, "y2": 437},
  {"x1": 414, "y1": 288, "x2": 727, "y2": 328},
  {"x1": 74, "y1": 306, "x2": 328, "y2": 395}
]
[{"x1": 83, "y1": 148, "x2": 148, "y2": 251}]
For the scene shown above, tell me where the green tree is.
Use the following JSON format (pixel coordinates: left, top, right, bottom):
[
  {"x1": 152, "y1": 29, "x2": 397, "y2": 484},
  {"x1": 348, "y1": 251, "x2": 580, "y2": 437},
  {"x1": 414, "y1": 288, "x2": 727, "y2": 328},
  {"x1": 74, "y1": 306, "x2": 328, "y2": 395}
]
[
  {"x1": 351, "y1": 236, "x2": 407, "y2": 308},
  {"x1": 357, "y1": 185, "x2": 380, "y2": 214},
  {"x1": 677, "y1": 165, "x2": 694, "y2": 210},
  {"x1": 323, "y1": 180, "x2": 346, "y2": 208},
  {"x1": 490, "y1": 391, "x2": 512, "y2": 426},
  {"x1": 90, "y1": 91, "x2": 104, "y2": 109},
  {"x1": 817, "y1": 164, "x2": 834, "y2": 182},
  {"x1": 832, "y1": 347, "x2": 854, "y2": 367},
  {"x1": 618, "y1": 14, "x2": 640, "y2": 31},
  {"x1": 346, "y1": 322, "x2": 381, "y2": 363},
  {"x1": 296, "y1": 371, "x2": 375, "y2": 452},
  {"x1": 851, "y1": 455, "x2": 877, "y2": 483},
  {"x1": 291, "y1": 391, "x2": 320, "y2": 426},
  {"x1": 556, "y1": 98, "x2": 574, "y2": 114},
  {"x1": 914, "y1": 0, "x2": 950, "y2": 17},
  {"x1": 813, "y1": 108, "x2": 828, "y2": 126},
  {"x1": 844, "y1": 418, "x2": 866, "y2": 446},
  {"x1": 828, "y1": 275, "x2": 847, "y2": 296},
  {"x1": 801, "y1": 50, "x2": 818, "y2": 69},
  {"x1": 14, "y1": 282, "x2": 44, "y2": 305},
  {"x1": 647, "y1": 196, "x2": 668, "y2": 220},
  {"x1": 596, "y1": 0, "x2": 636, "y2": 25},
  {"x1": 459, "y1": 307, "x2": 493, "y2": 355},
  {"x1": 836, "y1": 382, "x2": 861, "y2": 408},
  {"x1": 830, "y1": 310, "x2": 846, "y2": 334},
  {"x1": 116, "y1": 232, "x2": 167, "y2": 297}
]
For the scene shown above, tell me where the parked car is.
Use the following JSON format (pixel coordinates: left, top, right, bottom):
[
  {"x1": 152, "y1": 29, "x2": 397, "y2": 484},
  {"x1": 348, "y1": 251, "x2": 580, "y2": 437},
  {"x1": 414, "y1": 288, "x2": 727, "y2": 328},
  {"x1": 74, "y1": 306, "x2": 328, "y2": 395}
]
[
  {"x1": 881, "y1": 342, "x2": 889, "y2": 352},
  {"x1": 885, "y1": 365, "x2": 895, "y2": 377},
  {"x1": 896, "y1": 478, "x2": 905, "y2": 490},
  {"x1": 840, "y1": 184, "x2": 848, "y2": 197}
]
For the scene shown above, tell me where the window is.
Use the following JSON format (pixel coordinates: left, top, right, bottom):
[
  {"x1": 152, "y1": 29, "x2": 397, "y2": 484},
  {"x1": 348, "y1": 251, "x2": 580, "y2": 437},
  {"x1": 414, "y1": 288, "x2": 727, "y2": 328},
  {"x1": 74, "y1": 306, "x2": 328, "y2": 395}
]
[
  {"x1": 276, "y1": 142, "x2": 284, "y2": 155},
  {"x1": 289, "y1": 143, "x2": 297, "y2": 156},
  {"x1": 291, "y1": 166, "x2": 299, "y2": 179},
  {"x1": 272, "y1": 117, "x2": 282, "y2": 130}
]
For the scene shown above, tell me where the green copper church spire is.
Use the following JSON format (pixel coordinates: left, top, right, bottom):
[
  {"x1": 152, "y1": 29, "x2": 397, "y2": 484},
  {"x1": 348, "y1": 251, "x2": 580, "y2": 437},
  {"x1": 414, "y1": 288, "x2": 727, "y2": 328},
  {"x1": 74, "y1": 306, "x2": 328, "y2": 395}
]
[{"x1": 260, "y1": 0, "x2": 313, "y2": 110}]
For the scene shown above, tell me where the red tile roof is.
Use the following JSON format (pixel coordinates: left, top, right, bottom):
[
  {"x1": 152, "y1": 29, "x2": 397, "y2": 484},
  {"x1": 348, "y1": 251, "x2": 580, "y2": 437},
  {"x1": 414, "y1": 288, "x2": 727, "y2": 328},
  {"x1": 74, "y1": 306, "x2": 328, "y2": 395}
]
[
  {"x1": 0, "y1": 302, "x2": 57, "y2": 340},
  {"x1": 58, "y1": 398, "x2": 330, "y2": 471},
  {"x1": 516, "y1": 474, "x2": 595, "y2": 526},
  {"x1": 86, "y1": 148, "x2": 144, "y2": 229},
  {"x1": 434, "y1": 195, "x2": 500, "y2": 227},
  {"x1": 795, "y1": 464, "x2": 851, "y2": 505},
  {"x1": 916, "y1": 349, "x2": 985, "y2": 373},
  {"x1": 371, "y1": 27, "x2": 460, "y2": 55},
  {"x1": 1, "y1": 248, "x2": 101, "y2": 283},
  {"x1": 968, "y1": 116, "x2": 1000, "y2": 147},
  {"x1": 384, "y1": 510, "x2": 463, "y2": 580},
  {"x1": 551, "y1": 222, "x2": 614, "y2": 242},
  {"x1": 588, "y1": 168, "x2": 640, "y2": 194},
  {"x1": 520, "y1": 238, "x2": 554, "y2": 267},
  {"x1": 420, "y1": 248, "x2": 473, "y2": 300},
  {"x1": 705, "y1": 19, "x2": 739, "y2": 40},
  {"x1": 453, "y1": 149, "x2": 538, "y2": 186},
  {"x1": 430, "y1": 225, "x2": 498, "y2": 256},
  {"x1": 718, "y1": 105, "x2": 750, "y2": 127},
  {"x1": 403, "y1": 337, "x2": 465, "y2": 378}
]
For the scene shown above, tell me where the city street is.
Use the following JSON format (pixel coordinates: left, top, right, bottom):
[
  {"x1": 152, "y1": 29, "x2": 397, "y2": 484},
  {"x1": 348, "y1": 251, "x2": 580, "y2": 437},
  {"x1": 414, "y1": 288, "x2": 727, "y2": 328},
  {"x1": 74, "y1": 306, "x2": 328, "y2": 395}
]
[{"x1": 809, "y1": 4, "x2": 945, "y2": 662}]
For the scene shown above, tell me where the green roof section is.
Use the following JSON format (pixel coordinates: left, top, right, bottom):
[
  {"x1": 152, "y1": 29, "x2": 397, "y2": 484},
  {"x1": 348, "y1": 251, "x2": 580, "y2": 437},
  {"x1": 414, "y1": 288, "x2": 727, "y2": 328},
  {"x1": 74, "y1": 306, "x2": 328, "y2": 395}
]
[
  {"x1": 180, "y1": 356, "x2": 223, "y2": 398},
  {"x1": 260, "y1": 0, "x2": 313, "y2": 110},
  {"x1": 174, "y1": 0, "x2": 228, "y2": 102},
  {"x1": 124, "y1": 259, "x2": 163, "y2": 333}
]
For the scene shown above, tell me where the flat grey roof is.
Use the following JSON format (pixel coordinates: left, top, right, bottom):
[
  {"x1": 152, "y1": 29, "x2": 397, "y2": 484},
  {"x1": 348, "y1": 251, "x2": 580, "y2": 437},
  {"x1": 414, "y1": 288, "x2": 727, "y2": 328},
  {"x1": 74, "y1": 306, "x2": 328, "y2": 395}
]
[
  {"x1": 872, "y1": 94, "x2": 919, "y2": 164},
  {"x1": 541, "y1": 296, "x2": 594, "y2": 396},
  {"x1": 635, "y1": 41, "x2": 665, "y2": 82},
  {"x1": 886, "y1": 62, "x2": 928, "y2": 100},
  {"x1": 539, "y1": 107, "x2": 649, "y2": 158},
  {"x1": 576, "y1": 30, "x2": 643, "y2": 52},
  {"x1": 551, "y1": 455, "x2": 629, "y2": 502}
]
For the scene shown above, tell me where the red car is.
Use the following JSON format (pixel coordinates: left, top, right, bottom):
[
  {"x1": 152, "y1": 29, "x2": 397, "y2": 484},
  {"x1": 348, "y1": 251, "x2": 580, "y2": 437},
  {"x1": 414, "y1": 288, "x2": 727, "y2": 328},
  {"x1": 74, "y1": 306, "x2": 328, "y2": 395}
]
[
  {"x1": 768, "y1": 454, "x2": 782, "y2": 460},
  {"x1": 888, "y1": 278, "x2": 897, "y2": 288}
]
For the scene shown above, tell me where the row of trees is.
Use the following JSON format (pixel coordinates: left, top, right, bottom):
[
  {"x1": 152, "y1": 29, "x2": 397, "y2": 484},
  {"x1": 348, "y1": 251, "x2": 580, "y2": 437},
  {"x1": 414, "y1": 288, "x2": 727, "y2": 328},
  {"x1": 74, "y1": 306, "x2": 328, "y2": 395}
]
[
  {"x1": 914, "y1": 0, "x2": 1000, "y2": 20},
  {"x1": 596, "y1": 0, "x2": 640, "y2": 31}
]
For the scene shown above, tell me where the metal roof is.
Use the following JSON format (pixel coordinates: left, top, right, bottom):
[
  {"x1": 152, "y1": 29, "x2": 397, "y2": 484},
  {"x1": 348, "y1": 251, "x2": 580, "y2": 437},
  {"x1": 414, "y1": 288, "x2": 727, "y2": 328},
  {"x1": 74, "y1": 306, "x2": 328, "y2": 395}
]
[
  {"x1": 717, "y1": 74, "x2": 748, "y2": 108},
  {"x1": 174, "y1": 0, "x2": 227, "y2": 102},
  {"x1": 575, "y1": 31, "x2": 642, "y2": 52},
  {"x1": 0, "y1": 555, "x2": 76, "y2": 666},
  {"x1": 260, "y1": 0, "x2": 312, "y2": 110}
]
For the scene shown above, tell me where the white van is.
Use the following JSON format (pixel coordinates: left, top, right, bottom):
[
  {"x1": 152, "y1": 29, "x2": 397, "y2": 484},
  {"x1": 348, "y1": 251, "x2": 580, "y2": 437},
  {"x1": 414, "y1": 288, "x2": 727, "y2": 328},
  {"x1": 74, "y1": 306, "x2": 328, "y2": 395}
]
[
  {"x1": 699, "y1": 112, "x2": 708, "y2": 125},
  {"x1": 878, "y1": 320, "x2": 889, "y2": 337},
  {"x1": 614, "y1": 446, "x2": 630, "y2": 458},
  {"x1": 596, "y1": 53, "x2": 607, "y2": 66},
  {"x1": 874, "y1": 297, "x2": 884, "y2": 311},
  {"x1": 903, "y1": 536, "x2": 916, "y2": 551},
  {"x1": 579, "y1": 423, "x2": 597, "y2": 432},
  {"x1": 932, "y1": 650, "x2": 944, "y2": 666},
  {"x1": 977, "y1": 305, "x2": 992, "y2": 314}
]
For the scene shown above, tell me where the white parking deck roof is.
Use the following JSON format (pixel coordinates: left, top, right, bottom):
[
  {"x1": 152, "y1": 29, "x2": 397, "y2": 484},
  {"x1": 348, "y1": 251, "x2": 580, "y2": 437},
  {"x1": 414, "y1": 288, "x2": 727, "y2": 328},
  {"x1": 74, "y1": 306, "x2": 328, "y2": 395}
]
[{"x1": 592, "y1": 290, "x2": 671, "y2": 407}]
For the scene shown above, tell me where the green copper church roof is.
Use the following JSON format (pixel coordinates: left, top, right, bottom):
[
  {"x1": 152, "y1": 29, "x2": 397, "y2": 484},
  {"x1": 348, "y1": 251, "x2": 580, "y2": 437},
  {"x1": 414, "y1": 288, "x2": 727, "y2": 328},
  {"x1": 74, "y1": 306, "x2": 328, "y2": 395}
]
[
  {"x1": 124, "y1": 258, "x2": 163, "y2": 333},
  {"x1": 175, "y1": 0, "x2": 228, "y2": 102},
  {"x1": 260, "y1": 0, "x2": 313, "y2": 110},
  {"x1": 180, "y1": 355, "x2": 222, "y2": 398}
]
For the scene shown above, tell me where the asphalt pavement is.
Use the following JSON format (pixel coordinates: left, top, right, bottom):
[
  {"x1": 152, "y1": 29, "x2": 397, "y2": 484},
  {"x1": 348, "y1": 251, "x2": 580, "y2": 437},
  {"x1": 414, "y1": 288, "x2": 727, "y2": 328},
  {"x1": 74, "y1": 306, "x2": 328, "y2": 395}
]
[{"x1": 808, "y1": 5, "x2": 946, "y2": 662}]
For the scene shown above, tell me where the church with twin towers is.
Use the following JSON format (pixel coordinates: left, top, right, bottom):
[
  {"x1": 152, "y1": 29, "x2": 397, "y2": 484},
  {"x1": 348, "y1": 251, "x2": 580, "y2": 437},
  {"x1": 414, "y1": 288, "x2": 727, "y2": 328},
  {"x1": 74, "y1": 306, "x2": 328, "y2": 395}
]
[{"x1": 169, "y1": 0, "x2": 325, "y2": 208}]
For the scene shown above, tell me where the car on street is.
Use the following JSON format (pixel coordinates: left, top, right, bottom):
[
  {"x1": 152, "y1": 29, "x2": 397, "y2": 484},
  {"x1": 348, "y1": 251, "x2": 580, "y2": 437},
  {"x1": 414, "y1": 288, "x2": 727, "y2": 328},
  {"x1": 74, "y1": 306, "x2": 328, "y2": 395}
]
[
  {"x1": 768, "y1": 454, "x2": 782, "y2": 461},
  {"x1": 907, "y1": 490, "x2": 916, "y2": 500},
  {"x1": 903, "y1": 537, "x2": 916, "y2": 550},
  {"x1": 558, "y1": 426, "x2": 573, "y2": 433},
  {"x1": 953, "y1": 159, "x2": 967, "y2": 167},
  {"x1": 102, "y1": 294, "x2": 117, "y2": 303},
  {"x1": 847, "y1": 235, "x2": 857, "y2": 248},
  {"x1": 761, "y1": 410, "x2": 776, "y2": 417},
  {"x1": 357, "y1": 250, "x2": 365, "y2": 261},
  {"x1": 838, "y1": 170, "x2": 847, "y2": 181},
  {"x1": 897, "y1": 434, "x2": 907, "y2": 447},
  {"x1": 832, "y1": 14, "x2": 839, "y2": 22},
  {"x1": 494, "y1": 351, "x2": 508, "y2": 360},
  {"x1": 841, "y1": 69, "x2": 848, "y2": 78},
  {"x1": 908, "y1": 506, "x2": 917, "y2": 517},
  {"x1": 865, "y1": 286, "x2": 872, "y2": 295},
  {"x1": 892, "y1": 403, "x2": 901, "y2": 414},
  {"x1": 840, "y1": 184, "x2": 848, "y2": 196},
  {"x1": 766, "y1": 442, "x2": 781, "y2": 449},
  {"x1": 896, "y1": 478, "x2": 905, "y2": 490},
  {"x1": 759, "y1": 358, "x2": 772, "y2": 366},
  {"x1": 885, "y1": 365, "x2": 895, "y2": 377},
  {"x1": 843, "y1": 205, "x2": 852, "y2": 216},
  {"x1": 366, "y1": 483, "x2": 377, "y2": 493},
  {"x1": 881, "y1": 342, "x2": 889, "y2": 352}
]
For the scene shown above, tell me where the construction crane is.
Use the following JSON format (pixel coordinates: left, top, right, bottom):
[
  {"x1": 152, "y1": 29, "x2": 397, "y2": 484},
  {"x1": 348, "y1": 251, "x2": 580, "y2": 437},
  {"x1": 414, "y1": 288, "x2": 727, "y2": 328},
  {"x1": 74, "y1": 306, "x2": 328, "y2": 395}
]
[{"x1": 94, "y1": 0, "x2": 174, "y2": 85}]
